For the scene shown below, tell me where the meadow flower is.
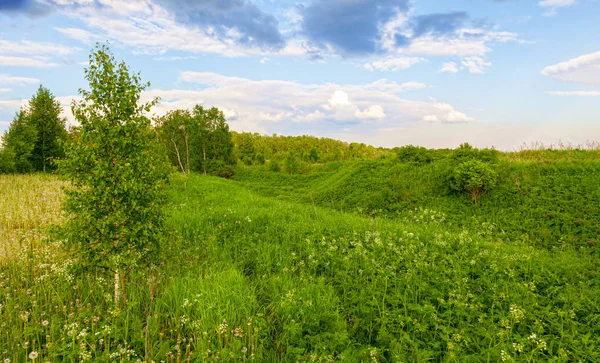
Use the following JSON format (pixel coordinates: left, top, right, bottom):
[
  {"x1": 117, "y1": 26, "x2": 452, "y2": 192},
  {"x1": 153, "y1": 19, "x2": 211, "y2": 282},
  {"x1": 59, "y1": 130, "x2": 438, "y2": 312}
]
[
  {"x1": 41, "y1": 320, "x2": 49, "y2": 326},
  {"x1": 28, "y1": 351, "x2": 38, "y2": 360}
]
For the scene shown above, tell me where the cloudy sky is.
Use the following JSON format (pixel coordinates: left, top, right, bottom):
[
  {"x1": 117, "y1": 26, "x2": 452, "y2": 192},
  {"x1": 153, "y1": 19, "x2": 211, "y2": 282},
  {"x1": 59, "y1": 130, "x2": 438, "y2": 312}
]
[{"x1": 1, "y1": 0, "x2": 599, "y2": 149}]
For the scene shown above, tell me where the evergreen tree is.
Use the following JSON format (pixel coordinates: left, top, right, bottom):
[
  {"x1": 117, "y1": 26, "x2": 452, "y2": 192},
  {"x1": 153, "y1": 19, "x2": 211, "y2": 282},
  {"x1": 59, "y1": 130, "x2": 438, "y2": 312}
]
[
  {"x1": 1, "y1": 109, "x2": 37, "y2": 173},
  {"x1": 27, "y1": 85, "x2": 67, "y2": 172}
]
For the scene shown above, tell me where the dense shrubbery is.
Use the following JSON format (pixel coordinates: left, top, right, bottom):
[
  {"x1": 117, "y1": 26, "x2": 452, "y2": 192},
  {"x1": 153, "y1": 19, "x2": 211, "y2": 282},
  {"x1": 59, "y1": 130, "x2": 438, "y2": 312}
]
[{"x1": 231, "y1": 132, "x2": 393, "y2": 167}]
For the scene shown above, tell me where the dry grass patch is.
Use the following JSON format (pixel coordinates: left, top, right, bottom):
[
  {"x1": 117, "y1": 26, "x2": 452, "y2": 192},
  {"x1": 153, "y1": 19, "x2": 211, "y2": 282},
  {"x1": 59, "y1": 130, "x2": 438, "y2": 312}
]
[{"x1": 0, "y1": 174, "x2": 65, "y2": 262}]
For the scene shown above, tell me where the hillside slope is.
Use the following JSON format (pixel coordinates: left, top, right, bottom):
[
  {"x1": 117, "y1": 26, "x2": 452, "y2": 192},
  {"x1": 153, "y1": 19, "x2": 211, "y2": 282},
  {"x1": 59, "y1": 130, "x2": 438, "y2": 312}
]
[{"x1": 233, "y1": 156, "x2": 600, "y2": 248}]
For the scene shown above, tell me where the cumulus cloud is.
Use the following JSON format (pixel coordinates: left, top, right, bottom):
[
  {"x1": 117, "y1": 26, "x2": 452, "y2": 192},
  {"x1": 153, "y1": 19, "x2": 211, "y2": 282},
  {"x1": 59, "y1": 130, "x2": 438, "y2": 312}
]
[
  {"x1": 409, "y1": 12, "x2": 469, "y2": 39},
  {"x1": 156, "y1": 0, "x2": 285, "y2": 50},
  {"x1": 170, "y1": 72, "x2": 470, "y2": 132},
  {"x1": 300, "y1": 0, "x2": 410, "y2": 56},
  {"x1": 541, "y1": 51, "x2": 600, "y2": 85}
]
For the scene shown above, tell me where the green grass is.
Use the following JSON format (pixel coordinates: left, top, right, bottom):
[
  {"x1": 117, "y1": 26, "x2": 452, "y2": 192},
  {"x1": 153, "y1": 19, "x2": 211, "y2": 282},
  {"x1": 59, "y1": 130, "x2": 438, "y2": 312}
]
[
  {"x1": 1, "y1": 173, "x2": 599, "y2": 361},
  {"x1": 234, "y1": 157, "x2": 600, "y2": 249}
]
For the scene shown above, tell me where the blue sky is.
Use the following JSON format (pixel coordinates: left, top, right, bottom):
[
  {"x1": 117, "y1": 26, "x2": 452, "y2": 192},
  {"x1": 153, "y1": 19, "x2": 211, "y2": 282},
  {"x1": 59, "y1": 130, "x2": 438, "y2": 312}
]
[{"x1": 1, "y1": 0, "x2": 599, "y2": 149}]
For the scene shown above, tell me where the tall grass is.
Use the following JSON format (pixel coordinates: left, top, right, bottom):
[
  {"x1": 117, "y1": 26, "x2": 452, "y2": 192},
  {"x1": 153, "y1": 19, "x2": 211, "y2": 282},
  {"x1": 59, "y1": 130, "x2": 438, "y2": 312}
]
[{"x1": 1, "y1": 173, "x2": 599, "y2": 361}]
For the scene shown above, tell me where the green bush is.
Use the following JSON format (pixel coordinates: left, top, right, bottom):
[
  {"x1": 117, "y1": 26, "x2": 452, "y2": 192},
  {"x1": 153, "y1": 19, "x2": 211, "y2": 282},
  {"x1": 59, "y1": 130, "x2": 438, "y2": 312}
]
[
  {"x1": 450, "y1": 159, "x2": 498, "y2": 204},
  {"x1": 397, "y1": 145, "x2": 434, "y2": 164},
  {"x1": 452, "y1": 142, "x2": 499, "y2": 164},
  {"x1": 269, "y1": 159, "x2": 281, "y2": 172}
]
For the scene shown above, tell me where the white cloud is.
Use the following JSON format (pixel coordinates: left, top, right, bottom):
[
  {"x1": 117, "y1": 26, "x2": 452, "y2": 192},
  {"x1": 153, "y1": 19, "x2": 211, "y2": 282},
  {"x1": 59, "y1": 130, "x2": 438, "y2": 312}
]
[
  {"x1": 0, "y1": 88, "x2": 11, "y2": 93},
  {"x1": 461, "y1": 56, "x2": 492, "y2": 74},
  {"x1": 0, "y1": 56, "x2": 58, "y2": 68},
  {"x1": 541, "y1": 51, "x2": 600, "y2": 85},
  {"x1": 52, "y1": 0, "x2": 273, "y2": 57},
  {"x1": 439, "y1": 62, "x2": 459, "y2": 74},
  {"x1": 547, "y1": 91, "x2": 600, "y2": 96},
  {"x1": 539, "y1": 0, "x2": 576, "y2": 8},
  {"x1": 0, "y1": 38, "x2": 79, "y2": 56},
  {"x1": 0, "y1": 74, "x2": 40, "y2": 86},
  {"x1": 0, "y1": 99, "x2": 27, "y2": 110},
  {"x1": 330, "y1": 122, "x2": 600, "y2": 151},
  {"x1": 173, "y1": 72, "x2": 471, "y2": 131},
  {"x1": 54, "y1": 28, "x2": 101, "y2": 45},
  {"x1": 364, "y1": 56, "x2": 424, "y2": 72},
  {"x1": 357, "y1": 105, "x2": 386, "y2": 119}
]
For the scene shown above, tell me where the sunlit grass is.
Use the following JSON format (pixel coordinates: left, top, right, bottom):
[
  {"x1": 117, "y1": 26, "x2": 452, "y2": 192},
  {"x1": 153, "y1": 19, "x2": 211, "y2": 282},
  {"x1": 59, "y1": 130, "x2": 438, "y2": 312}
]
[
  {"x1": 0, "y1": 174, "x2": 65, "y2": 262},
  {"x1": 0, "y1": 173, "x2": 599, "y2": 361}
]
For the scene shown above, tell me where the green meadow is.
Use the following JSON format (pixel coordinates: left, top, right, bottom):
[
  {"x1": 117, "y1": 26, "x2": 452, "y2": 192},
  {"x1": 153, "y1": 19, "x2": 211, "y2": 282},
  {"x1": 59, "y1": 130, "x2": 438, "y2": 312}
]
[{"x1": 1, "y1": 149, "x2": 599, "y2": 362}]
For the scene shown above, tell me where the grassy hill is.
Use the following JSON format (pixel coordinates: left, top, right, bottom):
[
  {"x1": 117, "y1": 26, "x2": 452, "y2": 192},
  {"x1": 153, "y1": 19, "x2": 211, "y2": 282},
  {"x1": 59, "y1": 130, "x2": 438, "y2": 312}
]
[
  {"x1": 1, "y1": 151, "x2": 600, "y2": 361},
  {"x1": 233, "y1": 150, "x2": 600, "y2": 249}
]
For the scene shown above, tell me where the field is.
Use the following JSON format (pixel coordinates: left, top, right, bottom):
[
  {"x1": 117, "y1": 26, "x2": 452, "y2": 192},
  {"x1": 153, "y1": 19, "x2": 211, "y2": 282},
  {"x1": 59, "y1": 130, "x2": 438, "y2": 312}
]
[{"x1": 1, "y1": 159, "x2": 600, "y2": 361}]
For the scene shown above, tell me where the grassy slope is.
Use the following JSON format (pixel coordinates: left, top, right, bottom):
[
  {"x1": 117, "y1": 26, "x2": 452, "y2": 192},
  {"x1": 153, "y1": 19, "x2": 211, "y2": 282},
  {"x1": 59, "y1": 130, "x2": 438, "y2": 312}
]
[
  {"x1": 233, "y1": 156, "x2": 600, "y2": 249},
  {"x1": 168, "y1": 175, "x2": 600, "y2": 361},
  {"x1": 1, "y1": 173, "x2": 599, "y2": 362}
]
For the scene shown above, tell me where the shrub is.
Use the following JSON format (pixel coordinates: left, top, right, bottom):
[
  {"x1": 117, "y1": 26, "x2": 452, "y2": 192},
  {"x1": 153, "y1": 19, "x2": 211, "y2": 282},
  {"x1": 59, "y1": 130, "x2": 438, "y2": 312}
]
[
  {"x1": 450, "y1": 159, "x2": 498, "y2": 204},
  {"x1": 452, "y1": 142, "x2": 499, "y2": 164},
  {"x1": 397, "y1": 145, "x2": 434, "y2": 164},
  {"x1": 269, "y1": 160, "x2": 281, "y2": 172}
]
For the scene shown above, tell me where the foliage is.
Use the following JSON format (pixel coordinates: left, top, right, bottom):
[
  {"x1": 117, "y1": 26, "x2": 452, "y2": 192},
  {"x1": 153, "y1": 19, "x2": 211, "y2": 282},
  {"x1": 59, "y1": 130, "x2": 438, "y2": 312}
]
[
  {"x1": 0, "y1": 86, "x2": 67, "y2": 174},
  {"x1": 268, "y1": 159, "x2": 281, "y2": 172},
  {"x1": 396, "y1": 144, "x2": 435, "y2": 164},
  {"x1": 27, "y1": 85, "x2": 68, "y2": 172},
  {"x1": 231, "y1": 132, "x2": 393, "y2": 168},
  {"x1": 284, "y1": 152, "x2": 300, "y2": 175},
  {"x1": 155, "y1": 105, "x2": 235, "y2": 176},
  {"x1": 452, "y1": 142, "x2": 499, "y2": 164},
  {"x1": 58, "y1": 44, "x2": 169, "y2": 274},
  {"x1": 0, "y1": 109, "x2": 37, "y2": 173},
  {"x1": 234, "y1": 153, "x2": 600, "y2": 248},
  {"x1": 2, "y1": 173, "x2": 599, "y2": 362},
  {"x1": 155, "y1": 109, "x2": 192, "y2": 173},
  {"x1": 449, "y1": 159, "x2": 498, "y2": 204}
]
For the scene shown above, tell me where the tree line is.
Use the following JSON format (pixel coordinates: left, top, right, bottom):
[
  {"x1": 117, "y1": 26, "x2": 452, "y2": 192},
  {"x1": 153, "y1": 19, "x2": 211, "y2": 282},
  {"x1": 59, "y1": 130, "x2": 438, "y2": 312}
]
[{"x1": 0, "y1": 89, "x2": 236, "y2": 177}]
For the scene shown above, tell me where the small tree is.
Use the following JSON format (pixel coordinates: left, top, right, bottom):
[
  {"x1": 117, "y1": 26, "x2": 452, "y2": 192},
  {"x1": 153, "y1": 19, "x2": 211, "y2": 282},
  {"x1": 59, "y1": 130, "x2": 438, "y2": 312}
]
[
  {"x1": 59, "y1": 44, "x2": 169, "y2": 304},
  {"x1": 450, "y1": 160, "x2": 498, "y2": 204}
]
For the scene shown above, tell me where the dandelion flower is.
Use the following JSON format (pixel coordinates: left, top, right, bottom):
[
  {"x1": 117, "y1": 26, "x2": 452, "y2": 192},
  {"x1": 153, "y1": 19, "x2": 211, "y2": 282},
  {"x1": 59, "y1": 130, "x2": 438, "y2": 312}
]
[
  {"x1": 5, "y1": 358, "x2": 11, "y2": 363},
  {"x1": 41, "y1": 321, "x2": 49, "y2": 326},
  {"x1": 28, "y1": 351, "x2": 38, "y2": 360}
]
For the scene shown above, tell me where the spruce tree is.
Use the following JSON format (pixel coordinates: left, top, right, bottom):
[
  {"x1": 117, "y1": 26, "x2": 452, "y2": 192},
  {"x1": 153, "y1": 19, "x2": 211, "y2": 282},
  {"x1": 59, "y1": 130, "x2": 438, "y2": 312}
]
[
  {"x1": 1, "y1": 109, "x2": 37, "y2": 173},
  {"x1": 27, "y1": 85, "x2": 67, "y2": 172}
]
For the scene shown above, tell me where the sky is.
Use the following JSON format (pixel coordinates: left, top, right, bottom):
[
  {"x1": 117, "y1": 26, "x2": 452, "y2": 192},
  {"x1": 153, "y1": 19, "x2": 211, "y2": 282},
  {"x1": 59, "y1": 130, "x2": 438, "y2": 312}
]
[{"x1": 0, "y1": 0, "x2": 599, "y2": 150}]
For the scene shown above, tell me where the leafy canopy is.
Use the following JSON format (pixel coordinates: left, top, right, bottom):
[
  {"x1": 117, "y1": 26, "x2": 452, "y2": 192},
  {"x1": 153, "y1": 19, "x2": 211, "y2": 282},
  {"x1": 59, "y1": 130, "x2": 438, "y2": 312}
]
[{"x1": 59, "y1": 44, "x2": 169, "y2": 272}]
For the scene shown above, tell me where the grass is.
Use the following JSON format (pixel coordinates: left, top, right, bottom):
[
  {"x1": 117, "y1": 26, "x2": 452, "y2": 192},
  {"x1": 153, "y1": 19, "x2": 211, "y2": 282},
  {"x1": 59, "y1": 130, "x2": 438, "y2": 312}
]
[{"x1": 1, "y1": 173, "x2": 599, "y2": 362}]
